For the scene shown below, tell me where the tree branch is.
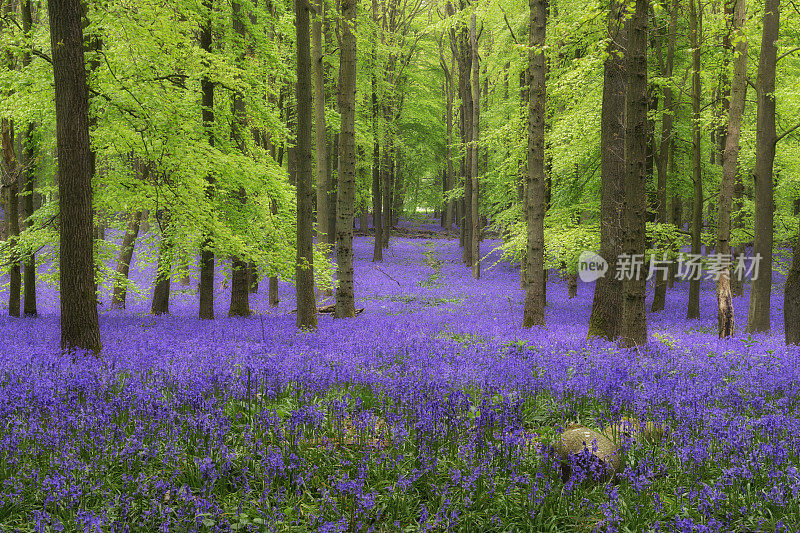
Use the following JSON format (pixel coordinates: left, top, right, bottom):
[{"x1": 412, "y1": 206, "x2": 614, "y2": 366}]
[
  {"x1": 776, "y1": 121, "x2": 800, "y2": 144},
  {"x1": 777, "y1": 46, "x2": 800, "y2": 62},
  {"x1": 498, "y1": 5, "x2": 518, "y2": 45}
]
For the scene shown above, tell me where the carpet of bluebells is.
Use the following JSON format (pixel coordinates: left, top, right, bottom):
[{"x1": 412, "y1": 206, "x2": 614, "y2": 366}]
[{"x1": 1, "y1": 220, "x2": 799, "y2": 532}]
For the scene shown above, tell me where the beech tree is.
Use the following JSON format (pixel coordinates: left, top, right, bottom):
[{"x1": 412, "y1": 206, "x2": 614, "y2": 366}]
[
  {"x1": 747, "y1": 0, "x2": 779, "y2": 333},
  {"x1": 619, "y1": 0, "x2": 648, "y2": 346},
  {"x1": 588, "y1": 0, "x2": 626, "y2": 340},
  {"x1": 295, "y1": 0, "x2": 318, "y2": 330},
  {"x1": 687, "y1": 0, "x2": 702, "y2": 321},
  {"x1": 48, "y1": 0, "x2": 101, "y2": 353},
  {"x1": 335, "y1": 0, "x2": 358, "y2": 318},
  {"x1": 717, "y1": 0, "x2": 747, "y2": 338},
  {"x1": 522, "y1": 0, "x2": 546, "y2": 329},
  {"x1": 199, "y1": 0, "x2": 216, "y2": 320}
]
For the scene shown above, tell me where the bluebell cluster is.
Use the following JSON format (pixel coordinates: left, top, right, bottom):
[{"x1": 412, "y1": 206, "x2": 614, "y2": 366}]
[{"x1": 0, "y1": 230, "x2": 798, "y2": 532}]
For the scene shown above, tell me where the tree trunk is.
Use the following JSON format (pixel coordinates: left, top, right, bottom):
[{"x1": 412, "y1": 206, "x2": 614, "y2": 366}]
[
  {"x1": 249, "y1": 263, "x2": 258, "y2": 293},
  {"x1": 313, "y1": 0, "x2": 330, "y2": 247},
  {"x1": 1, "y1": 119, "x2": 20, "y2": 318},
  {"x1": 229, "y1": 258, "x2": 251, "y2": 317},
  {"x1": 370, "y1": 0, "x2": 382, "y2": 262},
  {"x1": 668, "y1": 191, "x2": 681, "y2": 287},
  {"x1": 335, "y1": 0, "x2": 357, "y2": 318},
  {"x1": 568, "y1": 273, "x2": 578, "y2": 298},
  {"x1": 199, "y1": 0, "x2": 216, "y2": 320},
  {"x1": 470, "y1": 13, "x2": 480, "y2": 279},
  {"x1": 48, "y1": 0, "x2": 101, "y2": 353},
  {"x1": 21, "y1": 0, "x2": 37, "y2": 317},
  {"x1": 651, "y1": 0, "x2": 678, "y2": 313},
  {"x1": 687, "y1": 0, "x2": 702, "y2": 320},
  {"x1": 295, "y1": 0, "x2": 318, "y2": 330},
  {"x1": 522, "y1": 0, "x2": 546, "y2": 328},
  {"x1": 619, "y1": 0, "x2": 648, "y2": 346},
  {"x1": 329, "y1": 133, "x2": 338, "y2": 246},
  {"x1": 588, "y1": 0, "x2": 626, "y2": 340},
  {"x1": 717, "y1": 0, "x2": 747, "y2": 338},
  {"x1": 441, "y1": 38, "x2": 455, "y2": 229},
  {"x1": 785, "y1": 218, "x2": 800, "y2": 344},
  {"x1": 746, "y1": 0, "x2": 779, "y2": 334},
  {"x1": 151, "y1": 215, "x2": 172, "y2": 315},
  {"x1": 228, "y1": 0, "x2": 251, "y2": 318},
  {"x1": 381, "y1": 108, "x2": 393, "y2": 249},
  {"x1": 111, "y1": 210, "x2": 143, "y2": 309},
  {"x1": 458, "y1": 13, "x2": 473, "y2": 267}
]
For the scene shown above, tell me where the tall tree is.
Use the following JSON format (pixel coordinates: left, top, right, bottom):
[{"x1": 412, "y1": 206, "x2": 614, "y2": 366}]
[
  {"x1": 313, "y1": 0, "x2": 330, "y2": 247},
  {"x1": 199, "y1": 0, "x2": 216, "y2": 320},
  {"x1": 111, "y1": 210, "x2": 143, "y2": 309},
  {"x1": 1, "y1": 118, "x2": 20, "y2": 318},
  {"x1": 48, "y1": 0, "x2": 101, "y2": 353},
  {"x1": 522, "y1": 0, "x2": 546, "y2": 328},
  {"x1": 457, "y1": 1, "x2": 473, "y2": 266},
  {"x1": 21, "y1": 0, "x2": 37, "y2": 317},
  {"x1": 717, "y1": 0, "x2": 747, "y2": 338},
  {"x1": 1, "y1": 1, "x2": 20, "y2": 318},
  {"x1": 295, "y1": 0, "x2": 318, "y2": 330},
  {"x1": 785, "y1": 217, "x2": 800, "y2": 344},
  {"x1": 651, "y1": 0, "x2": 679, "y2": 313},
  {"x1": 151, "y1": 213, "x2": 172, "y2": 316},
  {"x1": 619, "y1": 0, "x2": 648, "y2": 346},
  {"x1": 229, "y1": 0, "x2": 251, "y2": 317},
  {"x1": 470, "y1": 13, "x2": 480, "y2": 279},
  {"x1": 370, "y1": 0, "x2": 382, "y2": 262},
  {"x1": 588, "y1": 0, "x2": 626, "y2": 340},
  {"x1": 440, "y1": 36, "x2": 455, "y2": 230},
  {"x1": 335, "y1": 0, "x2": 358, "y2": 318},
  {"x1": 686, "y1": 0, "x2": 702, "y2": 320},
  {"x1": 746, "y1": 0, "x2": 779, "y2": 333},
  {"x1": 371, "y1": 69, "x2": 383, "y2": 260}
]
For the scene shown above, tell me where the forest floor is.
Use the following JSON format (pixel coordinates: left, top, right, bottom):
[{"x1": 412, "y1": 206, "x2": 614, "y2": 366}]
[{"x1": 1, "y1": 223, "x2": 799, "y2": 531}]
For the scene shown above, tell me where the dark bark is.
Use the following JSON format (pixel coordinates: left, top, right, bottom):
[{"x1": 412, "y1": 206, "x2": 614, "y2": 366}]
[
  {"x1": 371, "y1": 81, "x2": 383, "y2": 260},
  {"x1": 568, "y1": 273, "x2": 578, "y2": 298},
  {"x1": 295, "y1": 0, "x2": 318, "y2": 330},
  {"x1": 329, "y1": 133, "x2": 338, "y2": 246},
  {"x1": 588, "y1": 0, "x2": 626, "y2": 340},
  {"x1": 111, "y1": 210, "x2": 143, "y2": 309},
  {"x1": 1, "y1": 119, "x2": 20, "y2": 318},
  {"x1": 335, "y1": 0, "x2": 357, "y2": 318},
  {"x1": 457, "y1": 7, "x2": 473, "y2": 266},
  {"x1": 249, "y1": 263, "x2": 258, "y2": 293},
  {"x1": 228, "y1": 0, "x2": 251, "y2": 318},
  {"x1": 746, "y1": 0, "x2": 779, "y2": 333},
  {"x1": 313, "y1": 0, "x2": 330, "y2": 247},
  {"x1": 21, "y1": 0, "x2": 36, "y2": 317},
  {"x1": 619, "y1": 0, "x2": 648, "y2": 346},
  {"x1": 440, "y1": 37, "x2": 455, "y2": 229},
  {"x1": 785, "y1": 219, "x2": 800, "y2": 344},
  {"x1": 229, "y1": 258, "x2": 252, "y2": 317},
  {"x1": 151, "y1": 216, "x2": 172, "y2": 316},
  {"x1": 470, "y1": 14, "x2": 480, "y2": 280},
  {"x1": 651, "y1": 0, "x2": 678, "y2": 313},
  {"x1": 48, "y1": 0, "x2": 101, "y2": 353},
  {"x1": 381, "y1": 109, "x2": 393, "y2": 249},
  {"x1": 717, "y1": 0, "x2": 747, "y2": 338},
  {"x1": 199, "y1": 0, "x2": 216, "y2": 320},
  {"x1": 687, "y1": 0, "x2": 702, "y2": 320},
  {"x1": 522, "y1": 0, "x2": 546, "y2": 328}
]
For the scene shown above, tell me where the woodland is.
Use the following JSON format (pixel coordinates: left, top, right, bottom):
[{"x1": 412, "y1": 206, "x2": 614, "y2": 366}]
[{"x1": 1, "y1": 0, "x2": 800, "y2": 530}]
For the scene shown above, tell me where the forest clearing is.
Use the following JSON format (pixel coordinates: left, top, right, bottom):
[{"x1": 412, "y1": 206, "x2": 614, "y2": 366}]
[{"x1": 2, "y1": 0, "x2": 800, "y2": 530}]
